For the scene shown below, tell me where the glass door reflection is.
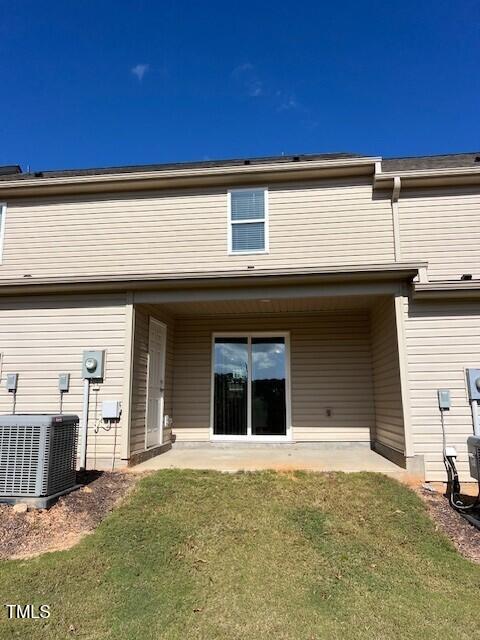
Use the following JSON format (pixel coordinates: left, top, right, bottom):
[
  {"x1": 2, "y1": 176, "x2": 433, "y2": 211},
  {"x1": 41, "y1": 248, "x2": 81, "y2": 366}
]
[
  {"x1": 252, "y1": 338, "x2": 286, "y2": 436},
  {"x1": 213, "y1": 336, "x2": 287, "y2": 437},
  {"x1": 213, "y1": 338, "x2": 248, "y2": 435}
]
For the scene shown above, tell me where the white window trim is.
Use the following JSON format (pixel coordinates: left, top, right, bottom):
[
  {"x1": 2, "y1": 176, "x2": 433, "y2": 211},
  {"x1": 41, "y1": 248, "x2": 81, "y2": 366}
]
[
  {"x1": 0, "y1": 204, "x2": 6, "y2": 264},
  {"x1": 209, "y1": 331, "x2": 292, "y2": 443},
  {"x1": 227, "y1": 187, "x2": 269, "y2": 255}
]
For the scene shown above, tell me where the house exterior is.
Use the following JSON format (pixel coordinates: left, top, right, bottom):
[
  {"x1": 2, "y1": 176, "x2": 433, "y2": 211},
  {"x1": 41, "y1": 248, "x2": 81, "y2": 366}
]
[{"x1": 0, "y1": 151, "x2": 479, "y2": 481}]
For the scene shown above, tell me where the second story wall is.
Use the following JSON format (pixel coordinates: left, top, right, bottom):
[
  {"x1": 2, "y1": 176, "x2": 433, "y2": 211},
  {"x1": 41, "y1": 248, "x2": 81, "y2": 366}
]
[
  {"x1": 398, "y1": 185, "x2": 480, "y2": 281},
  {"x1": 1, "y1": 176, "x2": 396, "y2": 280}
]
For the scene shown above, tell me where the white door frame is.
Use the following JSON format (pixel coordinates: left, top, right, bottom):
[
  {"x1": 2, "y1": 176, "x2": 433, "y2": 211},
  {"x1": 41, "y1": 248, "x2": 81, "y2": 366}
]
[
  {"x1": 210, "y1": 331, "x2": 292, "y2": 442},
  {"x1": 145, "y1": 317, "x2": 167, "y2": 449}
]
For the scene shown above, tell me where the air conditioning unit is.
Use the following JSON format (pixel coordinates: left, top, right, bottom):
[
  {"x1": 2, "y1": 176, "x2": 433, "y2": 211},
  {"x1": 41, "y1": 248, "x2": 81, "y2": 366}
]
[{"x1": 0, "y1": 414, "x2": 79, "y2": 508}]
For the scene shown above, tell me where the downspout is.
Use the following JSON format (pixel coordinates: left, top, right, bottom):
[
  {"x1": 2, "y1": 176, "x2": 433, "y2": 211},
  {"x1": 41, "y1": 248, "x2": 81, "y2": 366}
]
[
  {"x1": 380, "y1": 168, "x2": 427, "y2": 283},
  {"x1": 391, "y1": 176, "x2": 402, "y2": 262},
  {"x1": 374, "y1": 161, "x2": 402, "y2": 265}
]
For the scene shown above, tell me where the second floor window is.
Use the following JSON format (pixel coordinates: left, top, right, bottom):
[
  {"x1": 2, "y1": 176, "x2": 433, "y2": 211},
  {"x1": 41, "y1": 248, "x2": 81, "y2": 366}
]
[{"x1": 228, "y1": 188, "x2": 268, "y2": 254}]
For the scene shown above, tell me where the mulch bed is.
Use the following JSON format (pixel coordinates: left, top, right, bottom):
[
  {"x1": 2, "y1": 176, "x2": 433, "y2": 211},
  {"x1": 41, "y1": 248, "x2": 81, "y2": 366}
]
[
  {"x1": 420, "y1": 486, "x2": 480, "y2": 564},
  {"x1": 0, "y1": 471, "x2": 137, "y2": 560}
]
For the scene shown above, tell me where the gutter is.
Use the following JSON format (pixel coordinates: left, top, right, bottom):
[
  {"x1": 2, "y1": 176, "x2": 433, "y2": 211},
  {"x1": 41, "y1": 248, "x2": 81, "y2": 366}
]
[
  {"x1": 0, "y1": 262, "x2": 426, "y2": 297},
  {"x1": 0, "y1": 157, "x2": 381, "y2": 197},
  {"x1": 414, "y1": 281, "x2": 480, "y2": 300},
  {"x1": 374, "y1": 164, "x2": 480, "y2": 189}
]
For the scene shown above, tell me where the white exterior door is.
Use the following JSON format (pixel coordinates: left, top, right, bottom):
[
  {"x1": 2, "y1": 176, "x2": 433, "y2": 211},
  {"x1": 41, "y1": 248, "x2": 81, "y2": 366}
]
[{"x1": 146, "y1": 318, "x2": 167, "y2": 448}]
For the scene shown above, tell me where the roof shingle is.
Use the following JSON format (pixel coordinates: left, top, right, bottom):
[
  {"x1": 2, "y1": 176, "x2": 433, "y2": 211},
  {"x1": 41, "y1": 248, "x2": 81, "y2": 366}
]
[
  {"x1": 382, "y1": 152, "x2": 480, "y2": 172},
  {"x1": 1, "y1": 152, "x2": 480, "y2": 182},
  {"x1": 0, "y1": 152, "x2": 364, "y2": 181}
]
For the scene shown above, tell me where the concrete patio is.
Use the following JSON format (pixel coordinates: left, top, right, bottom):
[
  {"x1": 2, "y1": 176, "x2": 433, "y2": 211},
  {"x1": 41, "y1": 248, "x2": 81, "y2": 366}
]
[{"x1": 130, "y1": 442, "x2": 407, "y2": 477}]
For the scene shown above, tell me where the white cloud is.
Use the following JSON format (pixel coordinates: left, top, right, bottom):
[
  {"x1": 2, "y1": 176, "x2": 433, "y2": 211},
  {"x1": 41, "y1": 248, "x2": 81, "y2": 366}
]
[
  {"x1": 232, "y1": 62, "x2": 263, "y2": 97},
  {"x1": 247, "y1": 80, "x2": 263, "y2": 97},
  {"x1": 278, "y1": 95, "x2": 299, "y2": 111},
  {"x1": 232, "y1": 62, "x2": 254, "y2": 76},
  {"x1": 131, "y1": 63, "x2": 149, "y2": 81},
  {"x1": 231, "y1": 64, "x2": 312, "y2": 124}
]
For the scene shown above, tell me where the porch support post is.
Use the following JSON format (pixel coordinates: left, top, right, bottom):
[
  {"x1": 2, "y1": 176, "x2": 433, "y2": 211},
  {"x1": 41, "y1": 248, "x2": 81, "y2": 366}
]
[
  {"x1": 394, "y1": 293, "x2": 414, "y2": 458},
  {"x1": 120, "y1": 292, "x2": 136, "y2": 461}
]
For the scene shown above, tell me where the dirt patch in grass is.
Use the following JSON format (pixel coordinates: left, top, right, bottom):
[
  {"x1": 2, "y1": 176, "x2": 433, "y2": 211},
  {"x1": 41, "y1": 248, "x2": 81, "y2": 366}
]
[
  {"x1": 0, "y1": 471, "x2": 137, "y2": 560},
  {"x1": 419, "y1": 486, "x2": 480, "y2": 564}
]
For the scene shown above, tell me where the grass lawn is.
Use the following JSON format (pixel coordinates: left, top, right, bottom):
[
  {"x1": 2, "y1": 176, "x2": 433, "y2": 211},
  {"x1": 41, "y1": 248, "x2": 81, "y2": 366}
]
[{"x1": 1, "y1": 470, "x2": 479, "y2": 639}]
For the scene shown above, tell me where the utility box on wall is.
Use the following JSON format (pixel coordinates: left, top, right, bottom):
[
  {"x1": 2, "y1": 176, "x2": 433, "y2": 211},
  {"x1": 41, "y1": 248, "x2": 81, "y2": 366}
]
[
  {"x1": 5, "y1": 373, "x2": 18, "y2": 392},
  {"x1": 58, "y1": 373, "x2": 70, "y2": 392},
  {"x1": 466, "y1": 368, "x2": 480, "y2": 401},
  {"x1": 467, "y1": 436, "x2": 480, "y2": 480},
  {"x1": 82, "y1": 350, "x2": 105, "y2": 380},
  {"x1": 102, "y1": 400, "x2": 121, "y2": 420}
]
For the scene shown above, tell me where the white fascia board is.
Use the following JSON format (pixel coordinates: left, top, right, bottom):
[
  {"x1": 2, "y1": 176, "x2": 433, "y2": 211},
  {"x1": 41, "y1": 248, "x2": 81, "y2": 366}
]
[
  {"x1": 0, "y1": 157, "x2": 382, "y2": 191},
  {"x1": 375, "y1": 165, "x2": 480, "y2": 185}
]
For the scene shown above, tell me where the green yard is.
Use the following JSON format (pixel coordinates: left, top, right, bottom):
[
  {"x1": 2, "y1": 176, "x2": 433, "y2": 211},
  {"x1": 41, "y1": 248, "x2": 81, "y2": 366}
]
[{"x1": 1, "y1": 470, "x2": 479, "y2": 639}]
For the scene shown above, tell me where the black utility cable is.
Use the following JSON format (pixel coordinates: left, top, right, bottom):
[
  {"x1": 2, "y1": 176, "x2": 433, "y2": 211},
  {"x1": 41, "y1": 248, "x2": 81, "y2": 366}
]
[{"x1": 440, "y1": 407, "x2": 480, "y2": 511}]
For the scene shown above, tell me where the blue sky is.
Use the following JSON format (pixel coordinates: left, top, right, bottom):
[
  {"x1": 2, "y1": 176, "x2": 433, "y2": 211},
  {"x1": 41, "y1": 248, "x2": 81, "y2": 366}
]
[{"x1": 1, "y1": 1, "x2": 479, "y2": 170}]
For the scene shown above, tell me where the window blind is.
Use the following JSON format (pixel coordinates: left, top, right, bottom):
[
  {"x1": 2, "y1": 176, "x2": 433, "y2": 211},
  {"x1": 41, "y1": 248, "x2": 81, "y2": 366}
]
[
  {"x1": 230, "y1": 189, "x2": 266, "y2": 252},
  {"x1": 231, "y1": 190, "x2": 265, "y2": 220}
]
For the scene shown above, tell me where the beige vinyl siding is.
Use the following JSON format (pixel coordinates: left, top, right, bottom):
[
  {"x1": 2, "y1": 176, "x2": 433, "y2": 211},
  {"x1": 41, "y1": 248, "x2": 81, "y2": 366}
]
[
  {"x1": 0, "y1": 294, "x2": 126, "y2": 469},
  {"x1": 172, "y1": 311, "x2": 375, "y2": 442},
  {"x1": 370, "y1": 297, "x2": 405, "y2": 453},
  {"x1": 130, "y1": 305, "x2": 175, "y2": 454},
  {"x1": 2, "y1": 177, "x2": 395, "y2": 279},
  {"x1": 398, "y1": 186, "x2": 480, "y2": 281},
  {"x1": 403, "y1": 297, "x2": 480, "y2": 481}
]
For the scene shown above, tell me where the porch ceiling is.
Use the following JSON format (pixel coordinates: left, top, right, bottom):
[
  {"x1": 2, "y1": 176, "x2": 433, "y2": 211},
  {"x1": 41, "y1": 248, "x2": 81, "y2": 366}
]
[{"x1": 157, "y1": 294, "x2": 382, "y2": 317}]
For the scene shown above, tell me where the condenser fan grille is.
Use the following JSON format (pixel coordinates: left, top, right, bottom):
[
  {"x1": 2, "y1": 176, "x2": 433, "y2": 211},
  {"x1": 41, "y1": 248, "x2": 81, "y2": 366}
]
[{"x1": 0, "y1": 424, "x2": 42, "y2": 495}]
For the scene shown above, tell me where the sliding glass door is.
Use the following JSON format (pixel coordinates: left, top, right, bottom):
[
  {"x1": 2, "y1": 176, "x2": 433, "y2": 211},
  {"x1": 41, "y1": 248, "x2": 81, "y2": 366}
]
[
  {"x1": 251, "y1": 337, "x2": 287, "y2": 436},
  {"x1": 213, "y1": 334, "x2": 289, "y2": 439},
  {"x1": 213, "y1": 338, "x2": 248, "y2": 435}
]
